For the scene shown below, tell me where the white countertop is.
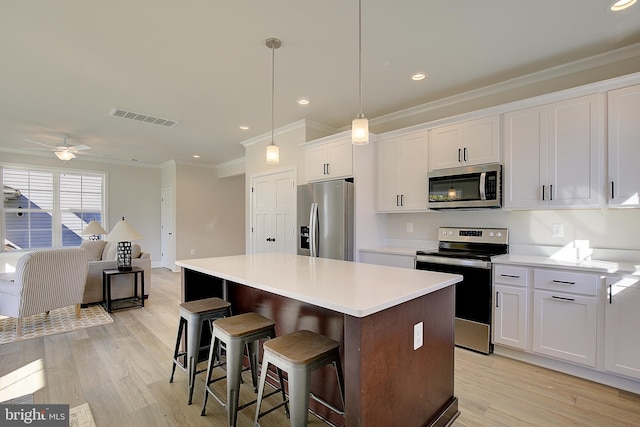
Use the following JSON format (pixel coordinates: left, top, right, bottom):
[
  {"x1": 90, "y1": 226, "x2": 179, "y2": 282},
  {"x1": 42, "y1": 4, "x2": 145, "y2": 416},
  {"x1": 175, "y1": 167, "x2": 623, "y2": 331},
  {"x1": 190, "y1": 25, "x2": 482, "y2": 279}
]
[
  {"x1": 492, "y1": 254, "x2": 639, "y2": 275},
  {"x1": 176, "y1": 253, "x2": 461, "y2": 318}
]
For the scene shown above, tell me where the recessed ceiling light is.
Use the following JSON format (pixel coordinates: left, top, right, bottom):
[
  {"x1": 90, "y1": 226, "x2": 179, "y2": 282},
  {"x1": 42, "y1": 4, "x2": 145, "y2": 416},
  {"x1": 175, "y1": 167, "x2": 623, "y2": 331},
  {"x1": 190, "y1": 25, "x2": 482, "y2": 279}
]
[
  {"x1": 412, "y1": 72, "x2": 427, "y2": 81},
  {"x1": 239, "y1": 125, "x2": 249, "y2": 130},
  {"x1": 297, "y1": 98, "x2": 310, "y2": 105},
  {"x1": 381, "y1": 60, "x2": 392, "y2": 67},
  {"x1": 193, "y1": 155, "x2": 200, "y2": 159},
  {"x1": 611, "y1": 0, "x2": 636, "y2": 10}
]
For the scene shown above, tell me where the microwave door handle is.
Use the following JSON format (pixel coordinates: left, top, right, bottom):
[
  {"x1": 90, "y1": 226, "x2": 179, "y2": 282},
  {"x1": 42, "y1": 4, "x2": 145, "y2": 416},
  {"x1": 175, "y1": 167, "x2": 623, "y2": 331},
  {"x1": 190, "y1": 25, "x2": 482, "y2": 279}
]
[{"x1": 479, "y1": 172, "x2": 487, "y2": 200}]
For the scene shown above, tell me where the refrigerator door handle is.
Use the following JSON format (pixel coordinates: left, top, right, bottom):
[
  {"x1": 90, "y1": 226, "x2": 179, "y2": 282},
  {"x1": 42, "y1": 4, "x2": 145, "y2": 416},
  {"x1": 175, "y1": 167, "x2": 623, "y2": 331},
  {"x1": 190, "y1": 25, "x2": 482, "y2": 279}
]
[{"x1": 309, "y1": 202, "x2": 319, "y2": 257}]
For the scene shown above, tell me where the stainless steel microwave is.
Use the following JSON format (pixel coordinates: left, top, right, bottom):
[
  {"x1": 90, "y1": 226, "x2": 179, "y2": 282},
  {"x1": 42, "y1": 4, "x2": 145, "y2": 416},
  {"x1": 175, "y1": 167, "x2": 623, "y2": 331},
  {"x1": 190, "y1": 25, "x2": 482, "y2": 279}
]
[{"x1": 427, "y1": 164, "x2": 502, "y2": 209}]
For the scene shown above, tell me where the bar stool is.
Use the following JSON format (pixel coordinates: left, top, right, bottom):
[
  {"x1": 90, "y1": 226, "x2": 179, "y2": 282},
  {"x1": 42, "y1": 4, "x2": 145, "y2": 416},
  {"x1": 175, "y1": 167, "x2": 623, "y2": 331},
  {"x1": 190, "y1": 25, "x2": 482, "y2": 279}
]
[
  {"x1": 254, "y1": 329, "x2": 345, "y2": 427},
  {"x1": 201, "y1": 312, "x2": 288, "y2": 427},
  {"x1": 169, "y1": 297, "x2": 232, "y2": 405}
]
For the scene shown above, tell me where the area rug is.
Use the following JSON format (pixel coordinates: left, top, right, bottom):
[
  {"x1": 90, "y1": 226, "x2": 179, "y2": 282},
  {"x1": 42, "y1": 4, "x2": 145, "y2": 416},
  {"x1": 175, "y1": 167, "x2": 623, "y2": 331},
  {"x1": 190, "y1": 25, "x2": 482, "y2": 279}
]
[{"x1": 0, "y1": 305, "x2": 113, "y2": 345}]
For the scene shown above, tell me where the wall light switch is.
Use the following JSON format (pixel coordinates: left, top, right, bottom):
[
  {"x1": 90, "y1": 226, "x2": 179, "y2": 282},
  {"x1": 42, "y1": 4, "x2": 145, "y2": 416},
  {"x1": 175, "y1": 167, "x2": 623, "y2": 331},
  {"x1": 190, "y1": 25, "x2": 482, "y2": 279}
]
[
  {"x1": 552, "y1": 224, "x2": 564, "y2": 238},
  {"x1": 413, "y1": 322, "x2": 423, "y2": 350},
  {"x1": 190, "y1": 249, "x2": 196, "y2": 255}
]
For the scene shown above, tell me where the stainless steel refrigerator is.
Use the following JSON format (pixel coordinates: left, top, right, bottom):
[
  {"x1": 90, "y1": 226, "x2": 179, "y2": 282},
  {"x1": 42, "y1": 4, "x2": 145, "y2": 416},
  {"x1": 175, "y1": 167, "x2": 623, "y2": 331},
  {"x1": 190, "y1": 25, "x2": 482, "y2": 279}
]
[{"x1": 297, "y1": 180, "x2": 354, "y2": 261}]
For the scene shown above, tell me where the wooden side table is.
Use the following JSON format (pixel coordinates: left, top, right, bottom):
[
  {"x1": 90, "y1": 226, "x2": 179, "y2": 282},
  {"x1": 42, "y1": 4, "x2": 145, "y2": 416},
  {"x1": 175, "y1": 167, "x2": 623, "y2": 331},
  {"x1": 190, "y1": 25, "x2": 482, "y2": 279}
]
[{"x1": 102, "y1": 267, "x2": 145, "y2": 313}]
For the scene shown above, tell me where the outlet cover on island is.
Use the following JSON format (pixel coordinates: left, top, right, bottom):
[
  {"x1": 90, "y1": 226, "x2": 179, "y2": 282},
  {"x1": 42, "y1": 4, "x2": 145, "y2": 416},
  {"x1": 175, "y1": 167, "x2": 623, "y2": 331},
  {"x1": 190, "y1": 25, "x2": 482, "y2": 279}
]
[
  {"x1": 552, "y1": 224, "x2": 564, "y2": 238},
  {"x1": 413, "y1": 322, "x2": 423, "y2": 350},
  {"x1": 406, "y1": 222, "x2": 413, "y2": 233},
  {"x1": 190, "y1": 249, "x2": 196, "y2": 255}
]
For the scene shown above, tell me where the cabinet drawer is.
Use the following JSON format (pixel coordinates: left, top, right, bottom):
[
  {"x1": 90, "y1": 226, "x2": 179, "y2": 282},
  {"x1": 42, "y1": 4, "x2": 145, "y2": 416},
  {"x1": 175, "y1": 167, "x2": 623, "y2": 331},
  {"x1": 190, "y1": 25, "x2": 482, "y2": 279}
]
[
  {"x1": 533, "y1": 269, "x2": 598, "y2": 296},
  {"x1": 494, "y1": 265, "x2": 528, "y2": 287}
]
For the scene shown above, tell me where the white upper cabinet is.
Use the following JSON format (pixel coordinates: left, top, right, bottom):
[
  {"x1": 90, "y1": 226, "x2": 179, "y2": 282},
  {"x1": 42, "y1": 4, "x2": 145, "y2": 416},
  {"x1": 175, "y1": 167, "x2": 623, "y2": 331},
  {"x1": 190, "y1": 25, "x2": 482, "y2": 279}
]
[
  {"x1": 608, "y1": 84, "x2": 640, "y2": 207},
  {"x1": 377, "y1": 131, "x2": 428, "y2": 212},
  {"x1": 429, "y1": 115, "x2": 500, "y2": 171},
  {"x1": 503, "y1": 94, "x2": 603, "y2": 209},
  {"x1": 305, "y1": 137, "x2": 353, "y2": 182}
]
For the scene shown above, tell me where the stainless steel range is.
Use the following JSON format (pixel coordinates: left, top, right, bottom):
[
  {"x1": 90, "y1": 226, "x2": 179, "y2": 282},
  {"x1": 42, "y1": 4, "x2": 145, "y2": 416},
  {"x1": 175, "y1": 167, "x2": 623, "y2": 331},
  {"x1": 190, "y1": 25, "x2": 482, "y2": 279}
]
[{"x1": 416, "y1": 227, "x2": 508, "y2": 354}]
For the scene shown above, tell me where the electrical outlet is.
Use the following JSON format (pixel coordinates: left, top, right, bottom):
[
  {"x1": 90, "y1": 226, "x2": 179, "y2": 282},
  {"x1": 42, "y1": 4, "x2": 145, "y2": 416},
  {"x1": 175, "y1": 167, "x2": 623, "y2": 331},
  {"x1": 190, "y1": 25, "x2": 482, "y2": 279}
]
[
  {"x1": 413, "y1": 322, "x2": 423, "y2": 350},
  {"x1": 190, "y1": 249, "x2": 196, "y2": 255},
  {"x1": 406, "y1": 222, "x2": 413, "y2": 233},
  {"x1": 552, "y1": 224, "x2": 564, "y2": 238}
]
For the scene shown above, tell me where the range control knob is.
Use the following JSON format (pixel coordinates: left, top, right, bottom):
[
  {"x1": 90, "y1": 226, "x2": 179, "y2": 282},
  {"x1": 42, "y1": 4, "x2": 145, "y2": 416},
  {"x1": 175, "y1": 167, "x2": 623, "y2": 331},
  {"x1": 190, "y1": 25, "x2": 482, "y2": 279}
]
[
  {"x1": 489, "y1": 232, "x2": 494, "y2": 237},
  {"x1": 448, "y1": 231, "x2": 453, "y2": 235},
  {"x1": 497, "y1": 232, "x2": 503, "y2": 238}
]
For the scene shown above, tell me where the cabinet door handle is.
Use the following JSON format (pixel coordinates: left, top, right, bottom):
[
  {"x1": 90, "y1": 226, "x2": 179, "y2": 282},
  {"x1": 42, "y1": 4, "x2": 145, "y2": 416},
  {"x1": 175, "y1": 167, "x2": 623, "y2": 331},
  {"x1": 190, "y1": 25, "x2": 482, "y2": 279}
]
[
  {"x1": 550, "y1": 184, "x2": 553, "y2": 201},
  {"x1": 542, "y1": 185, "x2": 546, "y2": 201},
  {"x1": 463, "y1": 147, "x2": 468, "y2": 162},
  {"x1": 396, "y1": 195, "x2": 400, "y2": 206},
  {"x1": 500, "y1": 274, "x2": 520, "y2": 278},
  {"x1": 551, "y1": 295, "x2": 575, "y2": 302},
  {"x1": 552, "y1": 280, "x2": 576, "y2": 285},
  {"x1": 326, "y1": 163, "x2": 330, "y2": 175},
  {"x1": 400, "y1": 194, "x2": 405, "y2": 206},
  {"x1": 458, "y1": 148, "x2": 462, "y2": 162},
  {"x1": 611, "y1": 181, "x2": 615, "y2": 199},
  {"x1": 609, "y1": 284, "x2": 613, "y2": 304},
  {"x1": 496, "y1": 291, "x2": 500, "y2": 308}
]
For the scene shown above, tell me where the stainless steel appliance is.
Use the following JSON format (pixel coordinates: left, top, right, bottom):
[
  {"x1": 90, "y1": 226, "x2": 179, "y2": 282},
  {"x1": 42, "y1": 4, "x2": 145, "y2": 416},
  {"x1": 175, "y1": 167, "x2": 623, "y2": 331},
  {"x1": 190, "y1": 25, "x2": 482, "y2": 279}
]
[
  {"x1": 416, "y1": 227, "x2": 508, "y2": 354},
  {"x1": 427, "y1": 163, "x2": 502, "y2": 210},
  {"x1": 297, "y1": 180, "x2": 354, "y2": 261}
]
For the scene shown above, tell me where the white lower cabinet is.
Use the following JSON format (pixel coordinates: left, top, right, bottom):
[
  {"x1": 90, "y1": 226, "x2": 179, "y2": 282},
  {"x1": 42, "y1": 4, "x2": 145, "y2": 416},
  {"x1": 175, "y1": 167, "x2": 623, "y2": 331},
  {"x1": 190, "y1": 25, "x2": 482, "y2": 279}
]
[
  {"x1": 533, "y1": 290, "x2": 597, "y2": 366},
  {"x1": 494, "y1": 285, "x2": 528, "y2": 350},
  {"x1": 604, "y1": 276, "x2": 640, "y2": 380},
  {"x1": 493, "y1": 265, "x2": 529, "y2": 350}
]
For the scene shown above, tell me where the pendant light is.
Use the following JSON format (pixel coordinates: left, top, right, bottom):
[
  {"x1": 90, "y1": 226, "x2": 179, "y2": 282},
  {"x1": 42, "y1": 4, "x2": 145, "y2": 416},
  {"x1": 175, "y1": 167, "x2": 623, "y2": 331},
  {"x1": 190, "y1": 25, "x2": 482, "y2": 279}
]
[
  {"x1": 266, "y1": 38, "x2": 281, "y2": 164},
  {"x1": 352, "y1": 0, "x2": 369, "y2": 145}
]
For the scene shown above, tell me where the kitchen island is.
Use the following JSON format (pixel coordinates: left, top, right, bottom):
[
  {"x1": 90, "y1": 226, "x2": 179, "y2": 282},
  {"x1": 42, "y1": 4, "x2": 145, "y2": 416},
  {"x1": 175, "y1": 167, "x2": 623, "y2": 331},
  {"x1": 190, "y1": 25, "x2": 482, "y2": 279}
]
[{"x1": 176, "y1": 253, "x2": 462, "y2": 427}]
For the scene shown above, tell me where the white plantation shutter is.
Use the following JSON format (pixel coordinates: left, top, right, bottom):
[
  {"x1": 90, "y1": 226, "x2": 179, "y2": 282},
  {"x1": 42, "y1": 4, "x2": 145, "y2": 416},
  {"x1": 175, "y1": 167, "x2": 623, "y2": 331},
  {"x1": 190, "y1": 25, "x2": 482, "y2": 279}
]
[{"x1": 1, "y1": 166, "x2": 105, "y2": 251}]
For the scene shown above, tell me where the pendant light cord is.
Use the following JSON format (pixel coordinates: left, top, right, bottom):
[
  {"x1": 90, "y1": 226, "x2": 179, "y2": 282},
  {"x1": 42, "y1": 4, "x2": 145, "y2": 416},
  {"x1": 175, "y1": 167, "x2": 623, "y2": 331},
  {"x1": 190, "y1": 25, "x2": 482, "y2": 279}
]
[
  {"x1": 358, "y1": 0, "x2": 363, "y2": 116},
  {"x1": 271, "y1": 43, "x2": 275, "y2": 144}
]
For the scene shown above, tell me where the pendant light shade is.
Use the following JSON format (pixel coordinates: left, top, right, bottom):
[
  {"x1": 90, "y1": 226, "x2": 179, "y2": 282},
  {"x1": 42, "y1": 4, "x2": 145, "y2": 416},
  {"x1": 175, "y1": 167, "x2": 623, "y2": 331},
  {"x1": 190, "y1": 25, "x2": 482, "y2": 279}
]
[
  {"x1": 352, "y1": 0, "x2": 369, "y2": 145},
  {"x1": 55, "y1": 150, "x2": 76, "y2": 161},
  {"x1": 266, "y1": 37, "x2": 281, "y2": 164}
]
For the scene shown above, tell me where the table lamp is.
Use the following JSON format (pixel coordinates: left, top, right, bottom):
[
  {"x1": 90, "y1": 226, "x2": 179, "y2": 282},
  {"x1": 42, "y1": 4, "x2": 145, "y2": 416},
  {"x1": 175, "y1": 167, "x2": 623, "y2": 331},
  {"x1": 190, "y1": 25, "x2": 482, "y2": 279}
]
[
  {"x1": 82, "y1": 219, "x2": 107, "y2": 241},
  {"x1": 105, "y1": 217, "x2": 143, "y2": 271}
]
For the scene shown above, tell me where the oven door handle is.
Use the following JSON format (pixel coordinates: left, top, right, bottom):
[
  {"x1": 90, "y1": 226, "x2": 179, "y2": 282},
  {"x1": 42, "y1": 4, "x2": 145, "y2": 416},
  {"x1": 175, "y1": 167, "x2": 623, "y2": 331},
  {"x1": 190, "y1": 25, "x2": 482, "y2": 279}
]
[{"x1": 416, "y1": 255, "x2": 491, "y2": 269}]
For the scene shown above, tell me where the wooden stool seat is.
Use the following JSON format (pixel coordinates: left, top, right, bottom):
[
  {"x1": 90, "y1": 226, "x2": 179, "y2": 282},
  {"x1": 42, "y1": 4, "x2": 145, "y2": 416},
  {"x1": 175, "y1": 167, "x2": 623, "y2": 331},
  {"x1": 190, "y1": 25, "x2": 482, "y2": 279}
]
[
  {"x1": 213, "y1": 312, "x2": 275, "y2": 338},
  {"x1": 169, "y1": 297, "x2": 232, "y2": 405},
  {"x1": 263, "y1": 329, "x2": 340, "y2": 365},
  {"x1": 255, "y1": 330, "x2": 345, "y2": 427}
]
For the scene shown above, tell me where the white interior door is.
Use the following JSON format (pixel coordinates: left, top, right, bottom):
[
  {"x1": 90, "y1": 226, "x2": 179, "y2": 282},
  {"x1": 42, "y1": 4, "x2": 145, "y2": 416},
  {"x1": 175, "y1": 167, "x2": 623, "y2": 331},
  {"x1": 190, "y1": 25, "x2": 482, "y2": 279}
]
[
  {"x1": 250, "y1": 169, "x2": 296, "y2": 254},
  {"x1": 161, "y1": 187, "x2": 176, "y2": 270}
]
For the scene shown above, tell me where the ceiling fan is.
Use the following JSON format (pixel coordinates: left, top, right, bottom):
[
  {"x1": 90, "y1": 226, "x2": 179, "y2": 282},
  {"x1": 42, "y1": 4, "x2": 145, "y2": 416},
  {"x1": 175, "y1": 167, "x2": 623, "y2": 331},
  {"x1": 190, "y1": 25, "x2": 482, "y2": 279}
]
[{"x1": 23, "y1": 136, "x2": 91, "y2": 161}]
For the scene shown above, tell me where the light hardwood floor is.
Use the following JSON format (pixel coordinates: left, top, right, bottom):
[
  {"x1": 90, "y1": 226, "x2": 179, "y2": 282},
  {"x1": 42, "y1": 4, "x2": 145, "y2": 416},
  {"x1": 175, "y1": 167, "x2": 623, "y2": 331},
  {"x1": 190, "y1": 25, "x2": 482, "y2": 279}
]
[{"x1": 1, "y1": 267, "x2": 639, "y2": 426}]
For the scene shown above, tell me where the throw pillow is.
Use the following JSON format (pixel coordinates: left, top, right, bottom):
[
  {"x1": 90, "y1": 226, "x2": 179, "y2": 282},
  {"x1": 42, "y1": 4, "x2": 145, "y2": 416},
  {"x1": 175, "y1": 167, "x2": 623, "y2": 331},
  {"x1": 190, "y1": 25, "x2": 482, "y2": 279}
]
[
  {"x1": 80, "y1": 240, "x2": 107, "y2": 261},
  {"x1": 132, "y1": 243, "x2": 142, "y2": 259},
  {"x1": 102, "y1": 241, "x2": 118, "y2": 260}
]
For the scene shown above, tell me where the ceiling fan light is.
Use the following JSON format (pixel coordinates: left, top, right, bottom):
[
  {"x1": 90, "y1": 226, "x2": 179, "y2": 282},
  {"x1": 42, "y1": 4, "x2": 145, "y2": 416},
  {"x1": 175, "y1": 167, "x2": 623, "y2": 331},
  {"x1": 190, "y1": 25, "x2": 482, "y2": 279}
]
[
  {"x1": 352, "y1": 115, "x2": 369, "y2": 145},
  {"x1": 611, "y1": 0, "x2": 636, "y2": 11},
  {"x1": 266, "y1": 142, "x2": 279, "y2": 164},
  {"x1": 55, "y1": 150, "x2": 76, "y2": 161}
]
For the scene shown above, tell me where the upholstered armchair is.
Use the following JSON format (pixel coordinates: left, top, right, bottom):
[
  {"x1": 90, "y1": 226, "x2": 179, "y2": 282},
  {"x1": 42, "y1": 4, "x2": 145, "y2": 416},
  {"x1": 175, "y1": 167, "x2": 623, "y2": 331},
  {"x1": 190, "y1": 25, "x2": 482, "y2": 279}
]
[{"x1": 0, "y1": 248, "x2": 90, "y2": 336}]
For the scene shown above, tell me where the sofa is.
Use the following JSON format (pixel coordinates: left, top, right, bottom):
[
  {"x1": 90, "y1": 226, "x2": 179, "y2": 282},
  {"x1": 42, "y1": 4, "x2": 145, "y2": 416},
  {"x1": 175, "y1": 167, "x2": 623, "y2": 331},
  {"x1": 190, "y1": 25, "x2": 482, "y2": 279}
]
[{"x1": 80, "y1": 240, "x2": 151, "y2": 304}]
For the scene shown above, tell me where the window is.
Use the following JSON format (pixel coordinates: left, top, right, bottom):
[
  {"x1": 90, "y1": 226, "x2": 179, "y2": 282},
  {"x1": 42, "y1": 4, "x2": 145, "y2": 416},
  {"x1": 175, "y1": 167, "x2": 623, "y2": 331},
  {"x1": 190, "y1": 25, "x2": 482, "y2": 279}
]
[{"x1": 2, "y1": 166, "x2": 106, "y2": 252}]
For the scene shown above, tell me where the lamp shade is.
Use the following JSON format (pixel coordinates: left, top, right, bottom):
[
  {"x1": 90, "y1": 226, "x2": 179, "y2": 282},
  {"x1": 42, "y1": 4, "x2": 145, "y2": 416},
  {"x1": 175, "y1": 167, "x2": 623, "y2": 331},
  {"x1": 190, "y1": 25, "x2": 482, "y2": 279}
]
[
  {"x1": 82, "y1": 220, "x2": 107, "y2": 236},
  {"x1": 352, "y1": 116, "x2": 369, "y2": 145},
  {"x1": 105, "y1": 217, "x2": 143, "y2": 242}
]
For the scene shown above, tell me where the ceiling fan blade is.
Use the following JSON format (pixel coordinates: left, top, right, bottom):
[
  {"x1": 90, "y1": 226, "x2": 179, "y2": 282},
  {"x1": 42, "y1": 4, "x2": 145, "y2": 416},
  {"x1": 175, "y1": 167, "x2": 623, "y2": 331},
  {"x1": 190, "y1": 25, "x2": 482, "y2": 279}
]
[
  {"x1": 24, "y1": 138, "x2": 57, "y2": 150},
  {"x1": 68, "y1": 144, "x2": 91, "y2": 151}
]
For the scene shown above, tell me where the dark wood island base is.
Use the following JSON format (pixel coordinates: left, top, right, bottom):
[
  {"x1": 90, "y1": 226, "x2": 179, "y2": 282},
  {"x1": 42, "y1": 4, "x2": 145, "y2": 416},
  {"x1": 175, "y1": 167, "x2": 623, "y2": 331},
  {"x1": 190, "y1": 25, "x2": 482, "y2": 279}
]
[{"x1": 181, "y1": 266, "x2": 459, "y2": 427}]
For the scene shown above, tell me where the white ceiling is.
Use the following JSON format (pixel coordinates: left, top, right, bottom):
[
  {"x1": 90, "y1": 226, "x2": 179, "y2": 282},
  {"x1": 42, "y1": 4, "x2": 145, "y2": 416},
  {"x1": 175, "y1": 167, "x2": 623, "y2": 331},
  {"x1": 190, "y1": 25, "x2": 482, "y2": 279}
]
[{"x1": 1, "y1": 1, "x2": 639, "y2": 167}]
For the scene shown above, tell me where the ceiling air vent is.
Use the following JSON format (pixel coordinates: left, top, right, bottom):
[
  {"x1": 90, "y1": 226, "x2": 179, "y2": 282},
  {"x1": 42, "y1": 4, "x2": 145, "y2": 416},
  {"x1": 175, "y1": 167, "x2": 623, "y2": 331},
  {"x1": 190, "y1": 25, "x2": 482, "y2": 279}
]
[{"x1": 109, "y1": 108, "x2": 179, "y2": 128}]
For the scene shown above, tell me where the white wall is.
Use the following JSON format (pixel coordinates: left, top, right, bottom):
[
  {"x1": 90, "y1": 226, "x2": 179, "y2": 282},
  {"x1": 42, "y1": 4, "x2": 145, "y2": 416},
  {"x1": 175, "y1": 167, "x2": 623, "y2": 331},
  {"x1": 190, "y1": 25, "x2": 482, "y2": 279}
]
[
  {"x1": 384, "y1": 209, "x2": 640, "y2": 253},
  {"x1": 175, "y1": 163, "x2": 245, "y2": 260}
]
